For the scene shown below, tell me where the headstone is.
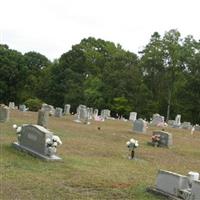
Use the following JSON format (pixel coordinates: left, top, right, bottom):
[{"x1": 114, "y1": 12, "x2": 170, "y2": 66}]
[
  {"x1": 156, "y1": 170, "x2": 189, "y2": 197},
  {"x1": 0, "y1": 104, "x2": 10, "y2": 122},
  {"x1": 181, "y1": 122, "x2": 192, "y2": 130},
  {"x1": 173, "y1": 114, "x2": 181, "y2": 127},
  {"x1": 191, "y1": 180, "x2": 200, "y2": 200},
  {"x1": 133, "y1": 118, "x2": 146, "y2": 133},
  {"x1": 79, "y1": 107, "x2": 89, "y2": 124},
  {"x1": 19, "y1": 104, "x2": 28, "y2": 112},
  {"x1": 194, "y1": 125, "x2": 200, "y2": 132},
  {"x1": 151, "y1": 114, "x2": 164, "y2": 126},
  {"x1": 41, "y1": 104, "x2": 55, "y2": 116},
  {"x1": 129, "y1": 112, "x2": 137, "y2": 122},
  {"x1": 101, "y1": 109, "x2": 111, "y2": 119},
  {"x1": 93, "y1": 109, "x2": 98, "y2": 118},
  {"x1": 64, "y1": 104, "x2": 71, "y2": 115},
  {"x1": 54, "y1": 107, "x2": 63, "y2": 117},
  {"x1": 37, "y1": 109, "x2": 49, "y2": 128},
  {"x1": 168, "y1": 120, "x2": 175, "y2": 126},
  {"x1": 9, "y1": 102, "x2": 15, "y2": 109},
  {"x1": 152, "y1": 131, "x2": 173, "y2": 147},
  {"x1": 12, "y1": 124, "x2": 62, "y2": 160},
  {"x1": 75, "y1": 105, "x2": 87, "y2": 122},
  {"x1": 88, "y1": 107, "x2": 93, "y2": 120}
]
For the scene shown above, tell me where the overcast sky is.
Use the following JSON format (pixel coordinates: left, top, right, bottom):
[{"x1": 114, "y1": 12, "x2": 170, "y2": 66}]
[{"x1": 1, "y1": 0, "x2": 200, "y2": 60}]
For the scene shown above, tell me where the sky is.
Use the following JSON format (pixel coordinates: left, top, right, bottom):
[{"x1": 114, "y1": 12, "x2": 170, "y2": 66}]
[{"x1": 1, "y1": 0, "x2": 200, "y2": 61}]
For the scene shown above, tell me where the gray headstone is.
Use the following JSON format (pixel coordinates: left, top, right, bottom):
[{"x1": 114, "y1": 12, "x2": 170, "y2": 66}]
[
  {"x1": 0, "y1": 104, "x2": 10, "y2": 122},
  {"x1": 76, "y1": 105, "x2": 86, "y2": 121},
  {"x1": 133, "y1": 118, "x2": 146, "y2": 133},
  {"x1": 55, "y1": 107, "x2": 63, "y2": 117},
  {"x1": 156, "y1": 170, "x2": 189, "y2": 197},
  {"x1": 129, "y1": 112, "x2": 137, "y2": 121},
  {"x1": 64, "y1": 104, "x2": 71, "y2": 115},
  {"x1": 79, "y1": 107, "x2": 89, "y2": 124},
  {"x1": 37, "y1": 109, "x2": 49, "y2": 128},
  {"x1": 167, "y1": 120, "x2": 175, "y2": 126},
  {"x1": 151, "y1": 114, "x2": 164, "y2": 126},
  {"x1": 9, "y1": 102, "x2": 15, "y2": 109},
  {"x1": 191, "y1": 180, "x2": 200, "y2": 200},
  {"x1": 19, "y1": 104, "x2": 27, "y2": 112},
  {"x1": 41, "y1": 104, "x2": 55, "y2": 116},
  {"x1": 12, "y1": 124, "x2": 62, "y2": 160},
  {"x1": 101, "y1": 109, "x2": 111, "y2": 119},
  {"x1": 194, "y1": 125, "x2": 200, "y2": 132},
  {"x1": 152, "y1": 131, "x2": 173, "y2": 147},
  {"x1": 88, "y1": 107, "x2": 93, "y2": 120},
  {"x1": 181, "y1": 122, "x2": 192, "y2": 129},
  {"x1": 93, "y1": 109, "x2": 98, "y2": 118},
  {"x1": 173, "y1": 114, "x2": 181, "y2": 127}
]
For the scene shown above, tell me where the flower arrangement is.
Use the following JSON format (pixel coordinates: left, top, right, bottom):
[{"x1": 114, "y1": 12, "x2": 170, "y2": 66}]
[
  {"x1": 126, "y1": 138, "x2": 139, "y2": 159},
  {"x1": 46, "y1": 135, "x2": 62, "y2": 156},
  {"x1": 152, "y1": 134, "x2": 160, "y2": 147}
]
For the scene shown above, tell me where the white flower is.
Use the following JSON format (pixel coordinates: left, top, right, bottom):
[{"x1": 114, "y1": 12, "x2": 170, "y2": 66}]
[
  {"x1": 126, "y1": 141, "x2": 131, "y2": 146},
  {"x1": 16, "y1": 126, "x2": 22, "y2": 133},
  {"x1": 52, "y1": 142, "x2": 58, "y2": 147},
  {"x1": 52, "y1": 135, "x2": 62, "y2": 145},
  {"x1": 130, "y1": 138, "x2": 135, "y2": 144},
  {"x1": 13, "y1": 124, "x2": 17, "y2": 129},
  {"x1": 46, "y1": 138, "x2": 52, "y2": 144},
  {"x1": 135, "y1": 142, "x2": 139, "y2": 147}
]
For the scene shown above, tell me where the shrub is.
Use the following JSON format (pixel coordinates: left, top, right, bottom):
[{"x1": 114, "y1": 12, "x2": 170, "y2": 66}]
[{"x1": 24, "y1": 98, "x2": 43, "y2": 111}]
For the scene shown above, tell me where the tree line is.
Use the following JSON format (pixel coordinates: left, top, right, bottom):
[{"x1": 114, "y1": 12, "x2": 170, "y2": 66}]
[{"x1": 0, "y1": 29, "x2": 199, "y2": 123}]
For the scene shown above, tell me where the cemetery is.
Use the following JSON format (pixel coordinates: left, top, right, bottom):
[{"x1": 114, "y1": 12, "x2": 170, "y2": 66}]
[{"x1": 1, "y1": 108, "x2": 200, "y2": 200}]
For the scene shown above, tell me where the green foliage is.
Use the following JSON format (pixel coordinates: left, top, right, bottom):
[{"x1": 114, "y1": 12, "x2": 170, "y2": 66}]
[
  {"x1": 24, "y1": 98, "x2": 43, "y2": 111},
  {"x1": 0, "y1": 31, "x2": 199, "y2": 123},
  {"x1": 111, "y1": 97, "x2": 131, "y2": 117}
]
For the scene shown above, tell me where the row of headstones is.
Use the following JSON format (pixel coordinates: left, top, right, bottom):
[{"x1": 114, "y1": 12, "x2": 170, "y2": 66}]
[
  {"x1": 151, "y1": 169, "x2": 200, "y2": 199},
  {"x1": 8, "y1": 102, "x2": 29, "y2": 111},
  {"x1": 149, "y1": 113, "x2": 199, "y2": 130}
]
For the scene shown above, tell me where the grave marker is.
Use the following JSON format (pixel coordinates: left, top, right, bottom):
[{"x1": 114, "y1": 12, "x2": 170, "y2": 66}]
[{"x1": 12, "y1": 124, "x2": 62, "y2": 161}]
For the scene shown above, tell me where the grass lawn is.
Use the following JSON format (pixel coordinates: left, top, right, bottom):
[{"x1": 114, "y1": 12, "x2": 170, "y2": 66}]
[{"x1": 1, "y1": 110, "x2": 200, "y2": 200}]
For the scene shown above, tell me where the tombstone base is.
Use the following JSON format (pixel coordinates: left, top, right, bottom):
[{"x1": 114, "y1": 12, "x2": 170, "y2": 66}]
[
  {"x1": 147, "y1": 142, "x2": 170, "y2": 148},
  {"x1": 146, "y1": 186, "x2": 182, "y2": 200},
  {"x1": 12, "y1": 142, "x2": 62, "y2": 161}
]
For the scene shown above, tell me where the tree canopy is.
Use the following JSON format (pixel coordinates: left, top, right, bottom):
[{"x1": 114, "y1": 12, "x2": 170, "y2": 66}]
[{"x1": 0, "y1": 30, "x2": 199, "y2": 123}]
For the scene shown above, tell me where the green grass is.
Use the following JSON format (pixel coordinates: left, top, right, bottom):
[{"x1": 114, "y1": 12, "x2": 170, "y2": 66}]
[{"x1": 1, "y1": 110, "x2": 200, "y2": 199}]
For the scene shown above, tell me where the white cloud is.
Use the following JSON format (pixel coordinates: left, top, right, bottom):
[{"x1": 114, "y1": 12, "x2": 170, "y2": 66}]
[{"x1": 0, "y1": 0, "x2": 200, "y2": 60}]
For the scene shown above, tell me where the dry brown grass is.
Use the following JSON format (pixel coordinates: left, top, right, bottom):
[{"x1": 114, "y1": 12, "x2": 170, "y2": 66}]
[{"x1": 1, "y1": 110, "x2": 200, "y2": 199}]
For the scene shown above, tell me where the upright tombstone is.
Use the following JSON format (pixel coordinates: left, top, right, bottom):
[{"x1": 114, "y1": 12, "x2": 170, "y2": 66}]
[
  {"x1": 155, "y1": 170, "x2": 189, "y2": 197},
  {"x1": 54, "y1": 107, "x2": 63, "y2": 117},
  {"x1": 149, "y1": 170, "x2": 200, "y2": 200},
  {"x1": 19, "y1": 104, "x2": 27, "y2": 112},
  {"x1": 9, "y1": 102, "x2": 15, "y2": 109},
  {"x1": 129, "y1": 112, "x2": 137, "y2": 122},
  {"x1": 191, "y1": 180, "x2": 200, "y2": 200},
  {"x1": 173, "y1": 114, "x2": 181, "y2": 127},
  {"x1": 133, "y1": 118, "x2": 146, "y2": 133},
  {"x1": 41, "y1": 104, "x2": 55, "y2": 116},
  {"x1": 0, "y1": 104, "x2": 10, "y2": 122},
  {"x1": 152, "y1": 130, "x2": 173, "y2": 147},
  {"x1": 12, "y1": 124, "x2": 62, "y2": 160},
  {"x1": 88, "y1": 107, "x2": 93, "y2": 120},
  {"x1": 167, "y1": 120, "x2": 175, "y2": 126},
  {"x1": 151, "y1": 114, "x2": 164, "y2": 126},
  {"x1": 93, "y1": 109, "x2": 98, "y2": 118},
  {"x1": 64, "y1": 104, "x2": 71, "y2": 115},
  {"x1": 101, "y1": 109, "x2": 111, "y2": 119},
  {"x1": 37, "y1": 109, "x2": 49, "y2": 128},
  {"x1": 79, "y1": 107, "x2": 89, "y2": 124},
  {"x1": 194, "y1": 125, "x2": 200, "y2": 132},
  {"x1": 181, "y1": 122, "x2": 192, "y2": 130}
]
